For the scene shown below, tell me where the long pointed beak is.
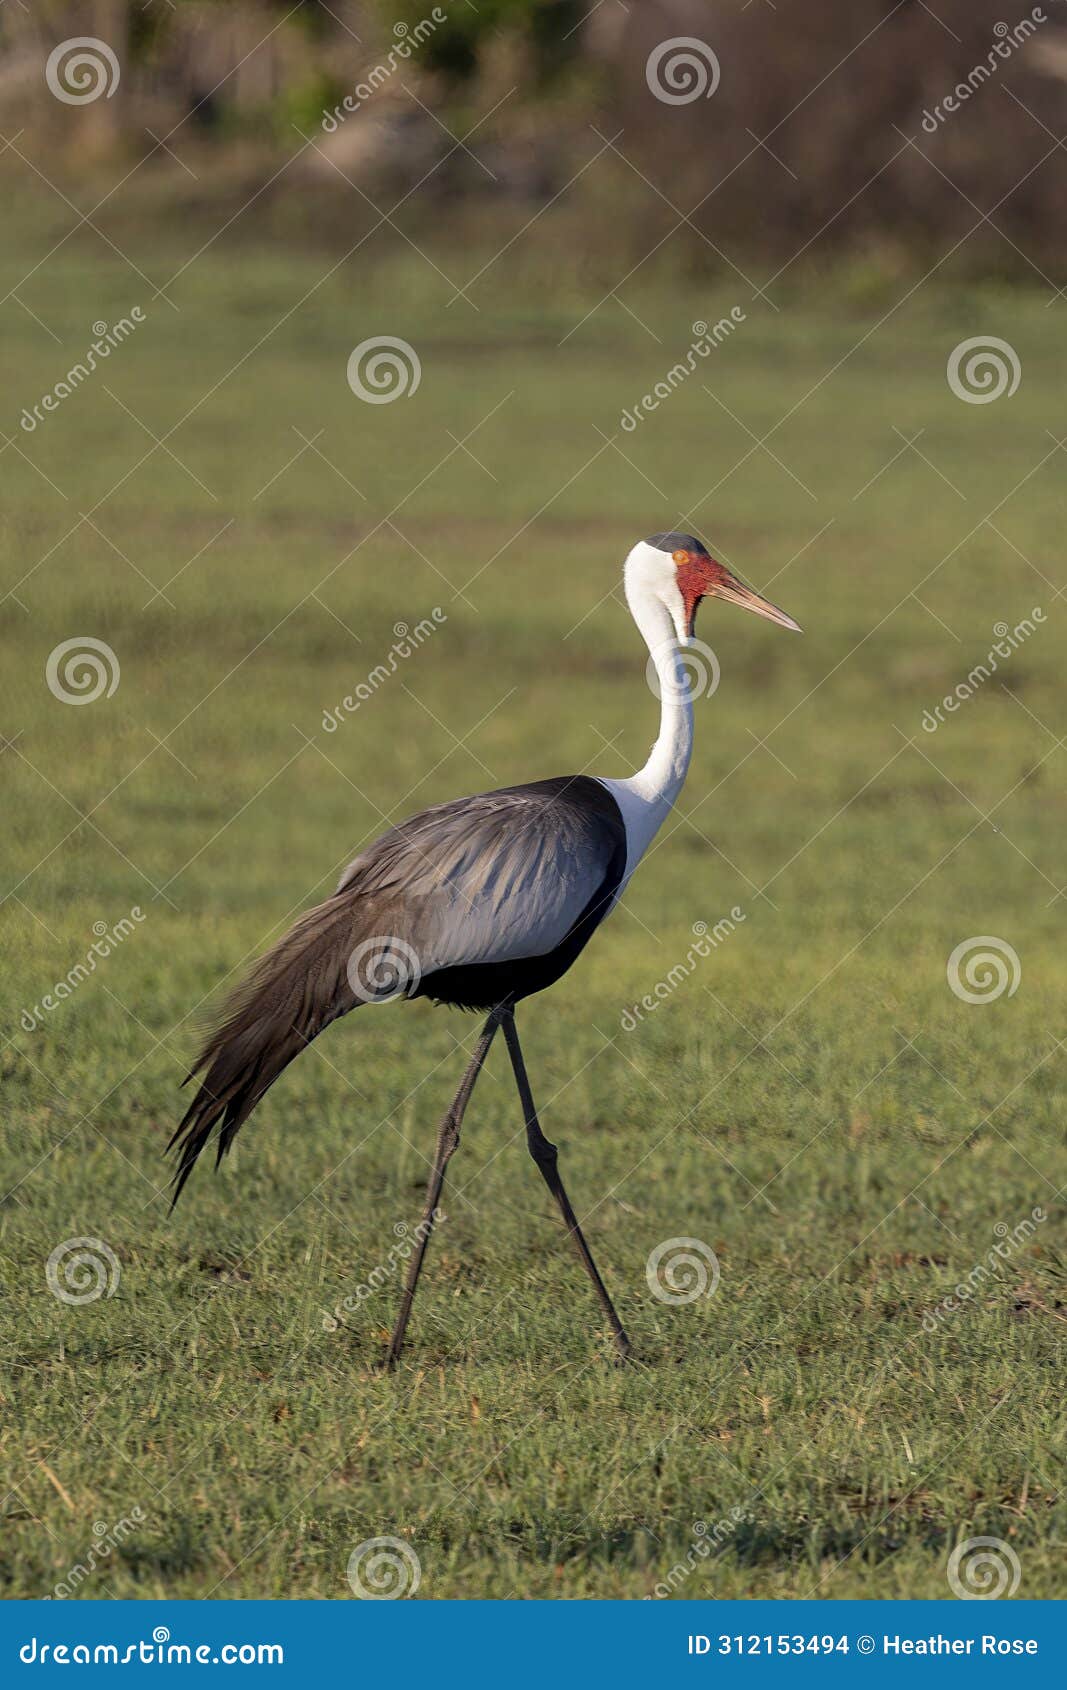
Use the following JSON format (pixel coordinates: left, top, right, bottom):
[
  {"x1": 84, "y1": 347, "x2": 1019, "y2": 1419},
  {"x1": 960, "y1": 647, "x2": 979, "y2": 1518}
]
[{"x1": 715, "y1": 573, "x2": 802, "y2": 633}]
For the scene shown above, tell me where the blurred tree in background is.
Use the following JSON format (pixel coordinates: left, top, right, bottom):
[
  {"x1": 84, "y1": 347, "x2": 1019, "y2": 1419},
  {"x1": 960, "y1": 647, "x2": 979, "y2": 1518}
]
[{"x1": 3, "y1": 0, "x2": 1067, "y2": 279}]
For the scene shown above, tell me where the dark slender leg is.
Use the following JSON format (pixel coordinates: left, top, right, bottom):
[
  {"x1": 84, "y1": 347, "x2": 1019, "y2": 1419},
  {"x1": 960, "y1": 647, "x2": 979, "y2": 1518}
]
[
  {"x1": 385, "y1": 1006, "x2": 504, "y2": 1370},
  {"x1": 501, "y1": 1010, "x2": 631, "y2": 1362}
]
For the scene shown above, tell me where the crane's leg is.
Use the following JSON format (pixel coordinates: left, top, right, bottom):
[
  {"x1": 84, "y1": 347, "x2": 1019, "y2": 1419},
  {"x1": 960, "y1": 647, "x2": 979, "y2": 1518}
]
[
  {"x1": 501, "y1": 1010, "x2": 631, "y2": 1362},
  {"x1": 385, "y1": 1006, "x2": 504, "y2": 1370}
]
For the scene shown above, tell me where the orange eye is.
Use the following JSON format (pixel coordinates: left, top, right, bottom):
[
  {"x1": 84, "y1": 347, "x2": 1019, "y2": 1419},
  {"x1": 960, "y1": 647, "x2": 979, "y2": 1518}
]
[{"x1": 672, "y1": 548, "x2": 688, "y2": 565}]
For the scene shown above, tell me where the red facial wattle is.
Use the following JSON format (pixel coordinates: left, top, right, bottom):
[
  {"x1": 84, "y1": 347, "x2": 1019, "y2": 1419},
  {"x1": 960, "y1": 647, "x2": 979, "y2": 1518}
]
[
  {"x1": 672, "y1": 548, "x2": 722, "y2": 637},
  {"x1": 672, "y1": 546, "x2": 801, "y2": 637}
]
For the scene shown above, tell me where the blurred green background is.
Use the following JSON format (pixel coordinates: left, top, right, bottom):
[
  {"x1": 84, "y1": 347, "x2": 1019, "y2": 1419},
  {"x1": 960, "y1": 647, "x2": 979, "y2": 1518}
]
[{"x1": 1, "y1": 0, "x2": 1064, "y2": 1602}]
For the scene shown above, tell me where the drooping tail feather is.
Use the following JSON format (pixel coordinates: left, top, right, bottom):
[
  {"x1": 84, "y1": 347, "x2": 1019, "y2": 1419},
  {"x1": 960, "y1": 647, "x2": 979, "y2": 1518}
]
[{"x1": 168, "y1": 895, "x2": 362, "y2": 1206}]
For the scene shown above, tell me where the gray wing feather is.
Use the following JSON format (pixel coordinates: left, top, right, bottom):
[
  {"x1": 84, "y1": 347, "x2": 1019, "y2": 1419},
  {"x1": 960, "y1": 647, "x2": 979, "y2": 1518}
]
[
  {"x1": 169, "y1": 778, "x2": 622, "y2": 1200},
  {"x1": 337, "y1": 780, "x2": 619, "y2": 976}
]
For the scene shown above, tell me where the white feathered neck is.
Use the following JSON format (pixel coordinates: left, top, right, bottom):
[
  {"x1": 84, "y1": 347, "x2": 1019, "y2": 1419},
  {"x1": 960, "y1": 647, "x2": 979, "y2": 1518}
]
[{"x1": 595, "y1": 551, "x2": 695, "y2": 881}]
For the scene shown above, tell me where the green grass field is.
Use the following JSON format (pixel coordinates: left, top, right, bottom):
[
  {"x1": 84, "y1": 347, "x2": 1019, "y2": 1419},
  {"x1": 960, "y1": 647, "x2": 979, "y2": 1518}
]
[{"x1": 1, "y1": 206, "x2": 1064, "y2": 1600}]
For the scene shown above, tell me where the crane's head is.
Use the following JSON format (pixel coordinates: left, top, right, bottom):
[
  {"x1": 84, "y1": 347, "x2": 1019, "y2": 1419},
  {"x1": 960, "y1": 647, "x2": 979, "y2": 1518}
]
[{"x1": 626, "y1": 532, "x2": 801, "y2": 644}]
